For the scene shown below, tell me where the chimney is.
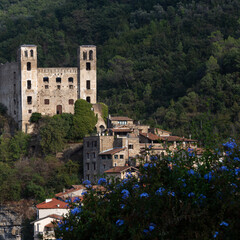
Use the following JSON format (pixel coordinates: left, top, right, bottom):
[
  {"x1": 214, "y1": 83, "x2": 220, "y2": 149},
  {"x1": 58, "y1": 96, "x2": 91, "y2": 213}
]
[{"x1": 45, "y1": 199, "x2": 52, "y2": 203}]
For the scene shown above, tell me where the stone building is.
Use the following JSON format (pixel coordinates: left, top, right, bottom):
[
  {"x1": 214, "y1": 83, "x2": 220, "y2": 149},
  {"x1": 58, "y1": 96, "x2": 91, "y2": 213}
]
[{"x1": 0, "y1": 44, "x2": 97, "y2": 133}]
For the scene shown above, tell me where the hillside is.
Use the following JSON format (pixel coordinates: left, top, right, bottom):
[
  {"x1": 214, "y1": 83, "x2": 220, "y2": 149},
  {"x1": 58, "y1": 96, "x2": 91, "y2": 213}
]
[{"x1": 0, "y1": 0, "x2": 240, "y2": 146}]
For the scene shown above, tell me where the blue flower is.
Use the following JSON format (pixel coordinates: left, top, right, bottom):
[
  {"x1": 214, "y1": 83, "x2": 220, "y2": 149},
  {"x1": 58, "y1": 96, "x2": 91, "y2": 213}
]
[
  {"x1": 199, "y1": 194, "x2": 206, "y2": 200},
  {"x1": 156, "y1": 187, "x2": 165, "y2": 196},
  {"x1": 235, "y1": 168, "x2": 240, "y2": 175},
  {"x1": 220, "y1": 166, "x2": 228, "y2": 171},
  {"x1": 188, "y1": 192, "x2": 195, "y2": 197},
  {"x1": 220, "y1": 221, "x2": 229, "y2": 227},
  {"x1": 66, "y1": 227, "x2": 69, "y2": 231},
  {"x1": 98, "y1": 178, "x2": 107, "y2": 185},
  {"x1": 81, "y1": 191, "x2": 88, "y2": 196},
  {"x1": 144, "y1": 163, "x2": 149, "y2": 169},
  {"x1": 149, "y1": 223, "x2": 156, "y2": 231},
  {"x1": 234, "y1": 157, "x2": 240, "y2": 161},
  {"x1": 140, "y1": 193, "x2": 149, "y2": 198},
  {"x1": 116, "y1": 219, "x2": 124, "y2": 226},
  {"x1": 73, "y1": 197, "x2": 80, "y2": 202},
  {"x1": 204, "y1": 172, "x2": 212, "y2": 181},
  {"x1": 120, "y1": 204, "x2": 125, "y2": 209},
  {"x1": 132, "y1": 184, "x2": 140, "y2": 190},
  {"x1": 121, "y1": 189, "x2": 130, "y2": 199},
  {"x1": 213, "y1": 231, "x2": 219, "y2": 238},
  {"x1": 188, "y1": 169, "x2": 195, "y2": 175},
  {"x1": 223, "y1": 139, "x2": 237, "y2": 149},
  {"x1": 85, "y1": 184, "x2": 92, "y2": 189},
  {"x1": 71, "y1": 207, "x2": 81, "y2": 215},
  {"x1": 83, "y1": 180, "x2": 91, "y2": 185},
  {"x1": 65, "y1": 199, "x2": 71, "y2": 203},
  {"x1": 143, "y1": 229, "x2": 149, "y2": 234},
  {"x1": 168, "y1": 191, "x2": 175, "y2": 197}
]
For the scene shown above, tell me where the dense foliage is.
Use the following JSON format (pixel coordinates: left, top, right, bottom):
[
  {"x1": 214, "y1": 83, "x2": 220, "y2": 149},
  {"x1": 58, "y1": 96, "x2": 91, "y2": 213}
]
[
  {"x1": 0, "y1": 0, "x2": 240, "y2": 145},
  {"x1": 56, "y1": 140, "x2": 240, "y2": 239}
]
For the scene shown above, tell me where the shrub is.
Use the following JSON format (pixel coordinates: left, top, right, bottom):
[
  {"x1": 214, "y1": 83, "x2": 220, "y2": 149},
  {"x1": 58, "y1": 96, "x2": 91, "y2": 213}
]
[
  {"x1": 30, "y1": 112, "x2": 42, "y2": 123},
  {"x1": 55, "y1": 140, "x2": 240, "y2": 239}
]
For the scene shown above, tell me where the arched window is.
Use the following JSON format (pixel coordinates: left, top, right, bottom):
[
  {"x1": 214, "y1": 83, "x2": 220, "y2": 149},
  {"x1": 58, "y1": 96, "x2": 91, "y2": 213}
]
[
  {"x1": 27, "y1": 80, "x2": 31, "y2": 89},
  {"x1": 86, "y1": 80, "x2": 91, "y2": 89},
  {"x1": 27, "y1": 62, "x2": 31, "y2": 71},
  {"x1": 43, "y1": 77, "x2": 49, "y2": 83},
  {"x1": 86, "y1": 62, "x2": 91, "y2": 70},
  {"x1": 68, "y1": 77, "x2": 73, "y2": 83},
  {"x1": 30, "y1": 50, "x2": 34, "y2": 57},
  {"x1": 25, "y1": 51, "x2": 28, "y2": 57},
  {"x1": 83, "y1": 51, "x2": 87, "y2": 60},
  {"x1": 56, "y1": 77, "x2": 61, "y2": 83},
  {"x1": 86, "y1": 96, "x2": 91, "y2": 103},
  {"x1": 89, "y1": 50, "x2": 93, "y2": 60}
]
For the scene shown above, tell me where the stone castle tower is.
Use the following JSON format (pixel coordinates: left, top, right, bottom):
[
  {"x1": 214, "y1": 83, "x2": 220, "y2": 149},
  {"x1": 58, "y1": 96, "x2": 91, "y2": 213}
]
[{"x1": 0, "y1": 44, "x2": 98, "y2": 133}]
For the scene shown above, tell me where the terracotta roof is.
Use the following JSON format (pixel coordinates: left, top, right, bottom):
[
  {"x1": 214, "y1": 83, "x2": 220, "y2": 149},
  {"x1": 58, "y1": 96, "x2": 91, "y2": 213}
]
[
  {"x1": 36, "y1": 198, "x2": 68, "y2": 209},
  {"x1": 111, "y1": 116, "x2": 133, "y2": 121},
  {"x1": 140, "y1": 133, "x2": 197, "y2": 142},
  {"x1": 104, "y1": 166, "x2": 138, "y2": 173},
  {"x1": 154, "y1": 128, "x2": 172, "y2": 133},
  {"x1": 99, "y1": 147, "x2": 126, "y2": 155},
  {"x1": 112, "y1": 128, "x2": 132, "y2": 133},
  {"x1": 55, "y1": 186, "x2": 85, "y2": 197},
  {"x1": 45, "y1": 222, "x2": 55, "y2": 228}
]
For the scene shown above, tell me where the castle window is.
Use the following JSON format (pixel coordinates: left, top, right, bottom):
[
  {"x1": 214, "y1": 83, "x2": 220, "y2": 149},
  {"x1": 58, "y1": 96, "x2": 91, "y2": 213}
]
[
  {"x1": 129, "y1": 144, "x2": 133, "y2": 149},
  {"x1": 69, "y1": 99, "x2": 74, "y2": 105},
  {"x1": 27, "y1": 96, "x2": 32, "y2": 104},
  {"x1": 86, "y1": 97, "x2": 91, "y2": 103},
  {"x1": 86, "y1": 80, "x2": 91, "y2": 89},
  {"x1": 86, "y1": 62, "x2": 91, "y2": 70},
  {"x1": 93, "y1": 162, "x2": 96, "y2": 170},
  {"x1": 69, "y1": 85, "x2": 73, "y2": 89},
  {"x1": 114, "y1": 155, "x2": 118, "y2": 159},
  {"x1": 45, "y1": 85, "x2": 49, "y2": 89},
  {"x1": 30, "y1": 50, "x2": 33, "y2": 57},
  {"x1": 25, "y1": 51, "x2": 28, "y2": 57},
  {"x1": 43, "y1": 77, "x2": 49, "y2": 83},
  {"x1": 120, "y1": 155, "x2": 124, "y2": 159},
  {"x1": 44, "y1": 99, "x2": 50, "y2": 105},
  {"x1": 83, "y1": 51, "x2": 87, "y2": 60},
  {"x1": 27, "y1": 62, "x2": 31, "y2": 71},
  {"x1": 28, "y1": 110, "x2": 32, "y2": 114},
  {"x1": 89, "y1": 50, "x2": 93, "y2": 60},
  {"x1": 56, "y1": 77, "x2": 61, "y2": 83},
  {"x1": 68, "y1": 77, "x2": 73, "y2": 83},
  {"x1": 27, "y1": 80, "x2": 31, "y2": 89},
  {"x1": 57, "y1": 85, "x2": 61, "y2": 90}
]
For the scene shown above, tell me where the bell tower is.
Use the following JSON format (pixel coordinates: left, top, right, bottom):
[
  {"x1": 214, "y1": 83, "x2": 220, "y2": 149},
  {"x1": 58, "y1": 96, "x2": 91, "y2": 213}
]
[
  {"x1": 78, "y1": 45, "x2": 97, "y2": 104},
  {"x1": 18, "y1": 45, "x2": 38, "y2": 133}
]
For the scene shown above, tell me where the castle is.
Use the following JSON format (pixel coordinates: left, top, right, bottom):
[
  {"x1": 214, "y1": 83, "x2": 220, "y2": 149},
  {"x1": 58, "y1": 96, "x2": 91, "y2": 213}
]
[{"x1": 0, "y1": 45, "x2": 97, "y2": 133}]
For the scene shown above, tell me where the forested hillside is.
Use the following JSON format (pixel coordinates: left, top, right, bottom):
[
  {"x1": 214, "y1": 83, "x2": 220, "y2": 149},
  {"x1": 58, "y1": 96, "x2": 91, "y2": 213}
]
[{"x1": 0, "y1": 0, "x2": 240, "y2": 146}]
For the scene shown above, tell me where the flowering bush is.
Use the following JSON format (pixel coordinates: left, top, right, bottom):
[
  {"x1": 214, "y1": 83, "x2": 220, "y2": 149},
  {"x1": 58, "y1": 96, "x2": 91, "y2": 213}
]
[{"x1": 55, "y1": 140, "x2": 240, "y2": 239}]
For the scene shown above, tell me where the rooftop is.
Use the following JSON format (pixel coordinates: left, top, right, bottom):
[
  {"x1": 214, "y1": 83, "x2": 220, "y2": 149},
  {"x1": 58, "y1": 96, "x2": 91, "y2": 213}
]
[
  {"x1": 99, "y1": 147, "x2": 126, "y2": 155},
  {"x1": 104, "y1": 166, "x2": 138, "y2": 173},
  {"x1": 110, "y1": 116, "x2": 133, "y2": 121},
  {"x1": 36, "y1": 198, "x2": 68, "y2": 209}
]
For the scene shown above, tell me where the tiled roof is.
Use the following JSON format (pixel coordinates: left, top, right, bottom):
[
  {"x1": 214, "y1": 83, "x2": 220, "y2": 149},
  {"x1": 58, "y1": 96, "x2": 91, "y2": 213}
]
[
  {"x1": 55, "y1": 186, "x2": 85, "y2": 197},
  {"x1": 36, "y1": 198, "x2": 68, "y2": 209},
  {"x1": 111, "y1": 116, "x2": 133, "y2": 121},
  {"x1": 104, "y1": 166, "x2": 137, "y2": 173},
  {"x1": 112, "y1": 128, "x2": 132, "y2": 132},
  {"x1": 99, "y1": 147, "x2": 126, "y2": 155},
  {"x1": 140, "y1": 133, "x2": 197, "y2": 142}
]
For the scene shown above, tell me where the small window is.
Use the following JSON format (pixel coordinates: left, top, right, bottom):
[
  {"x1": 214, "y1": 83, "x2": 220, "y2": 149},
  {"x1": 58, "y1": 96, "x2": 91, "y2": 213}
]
[
  {"x1": 83, "y1": 51, "x2": 87, "y2": 60},
  {"x1": 56, "y1": 77, "x2": 61, "y2": 83},
  {"x1": 86, "y1": 80, "x2": 90, "y2": 90},
  {"x1": 28, "y1": 109, "x2": 32, "y2": 114},
  {"x1": 114, "y1": 155, "x2": 118, "y2": 159},
  {"x1": 128, "y1": 144, "x2": 133, "y2": 149},
  {"x1": 94, "y1": 141, "x2": 97, "y2": 147},
  {"x1": 86, "y1": 62, "x2": 91, "y2": 70},
  {"x1": 27, "y1": 96, "x2": 32, "y2": 104},
  {"x1": 30, "y1": 50, "x2": 33, "y2": 57},
  {"x1": 45, "y1": 85, "x2": 49, "y2": 89},
  {"x1": 93, "y1": 162, "x2": 96, "y2": 170},
  {"x1": 102, "y1": 155, "x2": 106, "y2": 160},
  {"x1": 57, "y1": 85, "x2": 61, "y2": 90},
  {"x1": 103, "y1": 164, "x2": 105, "y2": 169},
  {"x1": 86, "y1": 163, "x2": 89, "y2": 171},
  {"x1": 44, "y1": 99, "x2": 50, "y2": 105},
  {"x1": 14, "y1": 72, "x2": 16, "y2": 80},
  {"x1": 27, "y1": 80, "x2": 31, "y2": 89},
  {"x1": 87, "y1": 153, "x2": 89, "y2": 159},
  {"x1": 120, "y1": 155, "x2": 124, "y2": 159},
  {"x1": 89, "y1": 50, "x2": 93, "y2": 60},
  {"x1": 43, "y1": 77, "x2": 49, "y2": 83},
  {"x1": 14, "y1": 110, "x2": 16, "y2": 115},
  {"x1": 87, "y1": 142, "x2": 89, "y2": 147},
  {"x1": 86, "y1": 96, "x2": 91, "y2": 103},
  {"x1": 68, "y1": 77, "x2": 73, "y2": 83},
  {"x1": 93, "y1": 152, "x2": 96, "y2": 158},
  {"x1": 69, "y1": 99, "x2": 74, "y2": 105},
  {"x1": 69, "y1": 85, "x2": 73, "y2": 89},
  {"x1": 25, "y1": 51, "x2": 28, "y2": 57},
  {"x1": 27, "y1": 62, "x2": 31, "y2": 71},
  {"x1": 87, "y1": 175, "x2": 90, "y2": 180}
]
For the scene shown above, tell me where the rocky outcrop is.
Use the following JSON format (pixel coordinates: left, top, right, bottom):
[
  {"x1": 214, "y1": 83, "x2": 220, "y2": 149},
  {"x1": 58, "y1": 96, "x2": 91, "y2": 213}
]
[{"x1": 0, "y1": 200, "x2": 35, "y2": 240}]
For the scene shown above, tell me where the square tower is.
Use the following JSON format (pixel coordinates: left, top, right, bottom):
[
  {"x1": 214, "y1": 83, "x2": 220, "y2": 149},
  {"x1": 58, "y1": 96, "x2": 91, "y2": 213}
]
[{"x1": 78, "y1": 46, "x2": 97, "y2": 104}]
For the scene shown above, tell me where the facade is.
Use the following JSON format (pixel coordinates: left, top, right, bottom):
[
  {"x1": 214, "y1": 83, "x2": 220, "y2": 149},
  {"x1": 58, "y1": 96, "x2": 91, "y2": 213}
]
[{"x1": 0, "y1": 45, "x2": 97, "y2": 133}]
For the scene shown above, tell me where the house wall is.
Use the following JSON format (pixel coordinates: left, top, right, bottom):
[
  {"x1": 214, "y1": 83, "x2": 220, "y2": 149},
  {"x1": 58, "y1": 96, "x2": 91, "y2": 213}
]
[{"x1": 38, "y1": 208, "x2": 68, "y2": 219}]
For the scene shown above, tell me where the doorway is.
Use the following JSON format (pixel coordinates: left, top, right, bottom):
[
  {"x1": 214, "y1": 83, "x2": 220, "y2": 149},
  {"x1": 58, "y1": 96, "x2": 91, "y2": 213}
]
[{"x1": 57, "y1": 105, "x2": 62, "y2": 114}]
